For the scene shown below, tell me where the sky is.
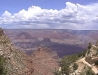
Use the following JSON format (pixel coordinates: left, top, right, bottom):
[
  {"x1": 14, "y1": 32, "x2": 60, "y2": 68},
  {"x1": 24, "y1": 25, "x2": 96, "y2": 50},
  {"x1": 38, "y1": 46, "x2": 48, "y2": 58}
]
[{"x1": 0, "y1": 0, "x2": 98, "y2": 30}]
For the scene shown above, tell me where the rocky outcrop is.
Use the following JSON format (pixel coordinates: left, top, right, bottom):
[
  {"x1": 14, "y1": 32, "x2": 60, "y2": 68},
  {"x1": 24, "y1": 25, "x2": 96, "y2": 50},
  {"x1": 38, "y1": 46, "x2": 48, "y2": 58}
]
[
  {"x1": 85, "y1": 45, "x2": 98, "y2": 58},
  {"x1": 70, "y1": 43, "x2": 98, "y2": 75},
  {"x1": 31, "y1": 47, "x2": 59, "y2": 75},
  {"x1": 0, "y1": 28, "x2": 34, "y2": 75}
]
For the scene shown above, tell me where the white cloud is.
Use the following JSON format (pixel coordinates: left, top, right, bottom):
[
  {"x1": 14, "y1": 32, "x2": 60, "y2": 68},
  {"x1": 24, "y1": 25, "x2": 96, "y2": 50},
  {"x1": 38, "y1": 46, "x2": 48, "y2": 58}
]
[
  {"x1": 2, "y1": 11, "x2": 11, "y2": 18},
  {"x1": 0, "y1": 2, "x2": 98, "y2": 29}
]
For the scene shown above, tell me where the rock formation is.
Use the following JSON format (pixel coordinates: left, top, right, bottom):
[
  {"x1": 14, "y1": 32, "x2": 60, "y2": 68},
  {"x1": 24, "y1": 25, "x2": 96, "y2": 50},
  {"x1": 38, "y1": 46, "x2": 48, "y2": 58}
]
[
  {"x1": 0, "y1": 28, "x2": 34, "y2": 75},
  {"x1": 31, "y1": 47, "x2": 59, "y2": 75},
  {"x1": 70, "y1": 43, "x2": 98, "y2": 75},
  {"x1": 0, "y1": 28, "x2": 59, "y2": 75}
]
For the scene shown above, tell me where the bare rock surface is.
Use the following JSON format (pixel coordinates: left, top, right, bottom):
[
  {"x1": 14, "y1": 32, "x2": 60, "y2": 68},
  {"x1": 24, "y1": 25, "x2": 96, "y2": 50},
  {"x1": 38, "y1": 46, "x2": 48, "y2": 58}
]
[
  {"x1": 0, "y1": 28, "x2": 34, "y2": 75},
  {"x1": 31, "y1": 47, "x2": 59, "y2": 75}
]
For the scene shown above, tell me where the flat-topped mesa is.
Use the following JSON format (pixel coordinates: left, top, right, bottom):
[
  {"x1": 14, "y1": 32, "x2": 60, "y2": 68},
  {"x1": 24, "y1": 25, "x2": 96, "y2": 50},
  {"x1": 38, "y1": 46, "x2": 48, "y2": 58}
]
[{"x1": 42, "y1": 37, "x2": 51, "y2": 42}]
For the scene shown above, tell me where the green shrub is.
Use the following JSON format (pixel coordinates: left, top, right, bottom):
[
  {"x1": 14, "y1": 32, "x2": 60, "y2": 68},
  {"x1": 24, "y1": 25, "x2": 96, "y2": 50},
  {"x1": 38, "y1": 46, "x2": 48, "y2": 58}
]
[
  {"x1": 53, "y1": 70, "x2": 61, "y2": 75},
  {"x1": 0, "y1": 56, "x2": 6, "y2": 75},
  {"x1": 73, "y1": 63, "x2": 78, "y2": 70},
  {"x1": 60, "y1": 54, "x2": 79, "y2": 74},
  {"x1": 88, "y1": 42, "x2": 92, "y2": 49},
  {"x1": 85, "y1": 68, "x2": 95, "y2": 75},
  {"x1": 94, "y1": 60, "x2": 98, "y2": 65}
]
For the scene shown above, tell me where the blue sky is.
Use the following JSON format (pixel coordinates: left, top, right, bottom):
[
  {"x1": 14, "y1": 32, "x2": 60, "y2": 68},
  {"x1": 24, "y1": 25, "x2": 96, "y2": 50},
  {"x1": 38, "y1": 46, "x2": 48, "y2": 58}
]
[
  {"x1": 0, "y1": 0, "x2": 98, "y2": 29},
  {"x1": 0, "y1": 0, "x2": 98, "y2": 15}
]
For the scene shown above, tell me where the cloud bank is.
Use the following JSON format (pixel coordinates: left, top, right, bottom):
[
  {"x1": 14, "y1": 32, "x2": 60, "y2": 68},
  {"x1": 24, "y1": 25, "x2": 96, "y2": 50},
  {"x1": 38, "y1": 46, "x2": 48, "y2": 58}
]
[{"x1": 0, "y1": 2, "x2": 98, "y2": 29}]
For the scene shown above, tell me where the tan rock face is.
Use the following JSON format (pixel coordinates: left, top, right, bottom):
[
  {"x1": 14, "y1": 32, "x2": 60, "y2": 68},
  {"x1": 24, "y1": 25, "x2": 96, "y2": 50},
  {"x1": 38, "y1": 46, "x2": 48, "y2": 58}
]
[
  {"x1": 0, "y1": 28, "x2": 34, "y2": 75},
  {"x1": 31, "y1": 47, "x2": 59, "y2": 75}
]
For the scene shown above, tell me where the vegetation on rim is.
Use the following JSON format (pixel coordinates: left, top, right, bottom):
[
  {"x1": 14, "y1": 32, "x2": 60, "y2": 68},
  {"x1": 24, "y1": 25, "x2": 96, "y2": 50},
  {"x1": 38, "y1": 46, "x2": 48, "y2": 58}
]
[{"x1": 0, "y1": 56, "x2": 6, "y2": 75}]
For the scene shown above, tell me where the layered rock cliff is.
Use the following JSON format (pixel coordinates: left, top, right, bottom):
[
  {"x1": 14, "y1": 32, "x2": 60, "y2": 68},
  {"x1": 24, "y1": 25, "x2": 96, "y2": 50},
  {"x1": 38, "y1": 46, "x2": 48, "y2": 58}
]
[{"x1": 0, "y1": 28, "x2": 34, "y2": 75}]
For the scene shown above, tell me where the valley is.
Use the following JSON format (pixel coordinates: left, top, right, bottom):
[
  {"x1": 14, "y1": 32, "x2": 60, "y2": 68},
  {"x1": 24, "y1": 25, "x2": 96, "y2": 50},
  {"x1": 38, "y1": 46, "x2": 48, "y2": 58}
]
[{"x1": 4, "y1": 29, "x2": 98, "y2": 57}]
